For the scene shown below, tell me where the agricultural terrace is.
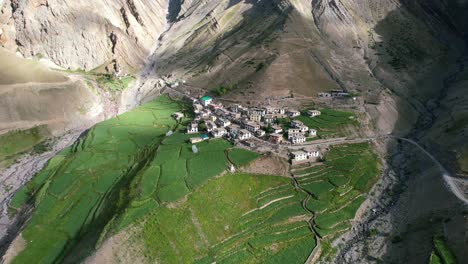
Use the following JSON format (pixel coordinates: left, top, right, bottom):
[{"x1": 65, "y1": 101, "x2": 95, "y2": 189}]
[
  {"x1": 291, "y1": 108, "x2": 358, "y2": 139},
  {"x1": 140, "y1": 173, "x2": 315, "y2": 263},
  {"x1": 291, "y1": 142, "x2": 380, "y2": 260},
  {"x1": 8, "y1": 95, "x2": 260, "y2": 263}
]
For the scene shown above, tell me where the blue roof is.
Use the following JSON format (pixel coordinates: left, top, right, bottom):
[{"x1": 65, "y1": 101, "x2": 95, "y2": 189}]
[{"x1": 201, "y1": 134, "x2": 209, "y2": 139}]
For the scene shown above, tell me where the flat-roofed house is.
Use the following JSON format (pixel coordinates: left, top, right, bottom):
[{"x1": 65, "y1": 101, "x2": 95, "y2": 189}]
[
  {"x1": 290, "y1": 134, "x2": 306, "y2": 144},
  {"x1": 216, "y1": 118, "x2": 231, "y2": 127},
  {"x1": 187, "y1": 122, "x2": 199, "y2": 134},
  {"x1": 287, "y1": 110, "x2": 300, "y2": 118},
  {"x1": 245, "y1": 122, "x2": 260, "y2": 132},
  {"x1": 288, "y1": 128, "x2": 302, "y2": 135},
  {"x1": 211, "y1": 127, "x2": 227, "y2": 138},
  {"x1": 272, "y1": 125, "x2": 283, "y2": 134},
  {"x1": 249, "y1": 113, "x2": 261, "y2": 122},
  {"x1": 291, "y1": 151, "x2": 308, "y2": 162},
  {"x1": 263, "y1": 114, "x2": 275, "y2": 124},
  {"x1": 306, "y1": 149, "x2": 320, "y2": 158},
  {"x1": 307, "y1": 110, "x2": 321, "y2": 117},
  {"x1": 238, "y1": 129, "x2": 252, "y2": 140}
]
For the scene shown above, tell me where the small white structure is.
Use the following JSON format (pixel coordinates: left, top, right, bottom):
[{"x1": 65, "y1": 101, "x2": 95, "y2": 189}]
[
  {"x1": 187, "y1": 122, "x2": 199, "y2": 134},
  {"x1": 309, "y1": 129, "x2": 317, "y2": 137},
  {"x1": 256, "y1": 130, "x2": 266, "y2": 137},
  {"x1": 238, "y1": 129, "x2": 252, "y2": 140},
  {"x1": 192, "y1": 145, "x2": 199, "y2": 153},
  {"x1": 307, "y1": 110, "x2": 321, "y2": 117},
  {"x1": 290, "y1": 135, "x2": 306, "y2": 144},
  {"x1": 190, "y1": 137, "x2": 203, "y2": 144},
  {"x1": 291, "y1": 151, "x2": 308, "y2": 162},
  {"x1": 166, "y1": 130, "x2": 174, "y2": 137},
  {"x1": 172, "y1": 112, "x2": 184, "y2": 120},
  {"x1": 212, "y1": 127, "x2": 227, "y2": 138},
  {"x1": 288, "y1": 110, "x2": 300, "y2": 118}
]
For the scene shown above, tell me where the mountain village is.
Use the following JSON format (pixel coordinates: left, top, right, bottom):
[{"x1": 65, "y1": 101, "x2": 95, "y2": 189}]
[{"x1": 173, "y1": 95, "x2": 329, "y2": 164}]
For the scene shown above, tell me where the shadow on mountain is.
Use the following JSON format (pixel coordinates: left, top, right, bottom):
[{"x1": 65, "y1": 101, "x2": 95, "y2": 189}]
[{"x1": 367, "y1": 1, "x2": 468, "y2": 263}]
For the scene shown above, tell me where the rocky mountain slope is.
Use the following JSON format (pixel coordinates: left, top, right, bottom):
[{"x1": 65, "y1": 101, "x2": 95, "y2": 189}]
[{"x1": 1, "y1": 0, "x2": 467, "y2": 263}]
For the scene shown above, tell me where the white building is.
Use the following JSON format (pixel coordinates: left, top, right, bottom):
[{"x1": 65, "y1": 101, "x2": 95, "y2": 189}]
[
  {"x1": 212, "y1": 127, "x2": 227, "y2": 138},
  {"x1": 245, "y1": 122, "x2": 260, "y2": 132},
  {"x1": 298, "y1": 125, "x2": 309, "y2": 133},
  {"x1": 238, "y1": 129, "x2": 252, "y2": 140},
  {"x1": 307, "y1": 110, "x2": 321, "y2": 117},
  {"x1": 187, "y1": 122, "x2": 199, "y2": 134},
  {"x1": 288, "y1": 110, "x2": 300, "y2": 118},
  {"x1": 291, "y1": 151, "x2": 308, "y2": 161},
  {"x1": 190, "y1": 137, "x2": 203, "y2": 144},
  {"x1": 309, "y1": 129, "x2": 317, "y2": 137},
  {"x1": 306, "y1": 150, "x2": 320, "y2": 158},
  {"x1": 216, "y1": 118, "x2": 231, "y2": 127},
  {"x1": 272, "y1": 125, "x2": 283, "y2": 134},
  {"x1": 249, "y1": 113, "x2": 262, "y2": 122},
  {"x1": 263, "y1": 114, "x2": 275, "y2": 124},
  {"x1": 290, "y1": 135, "x2": 306, "y2": 144},
  {"x1": 291, "y1": 120, "x2": 304, "y2": 128},
  {"x1": 288, "y1": 128, "x2": 302, "y2": 135}
]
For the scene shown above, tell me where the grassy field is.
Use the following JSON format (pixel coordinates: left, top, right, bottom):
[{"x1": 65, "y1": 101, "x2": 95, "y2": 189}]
[
  {"x1": 292, "y1": 142, "x2": 380, "y2": 260},
  {"x1": 294, "y1": 109, "x2": 358, "y2": 139},
  {"x1": 8, "y1": 95, "x2": 184, "y2": 263},
  {"x1": 0, "y1": 125, "x2": 50, "y2": 170},
  {"x1": 139, "y1": 173, "x2": 315, "y2": 263},
  {"x1": 8, "y1": 95, "x2": 263, "y2": 263}
]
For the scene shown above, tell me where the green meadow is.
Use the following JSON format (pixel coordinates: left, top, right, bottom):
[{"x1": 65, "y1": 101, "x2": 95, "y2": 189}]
[{"x1": 296, "y1": 109, "x2": 358, "y2": 138}]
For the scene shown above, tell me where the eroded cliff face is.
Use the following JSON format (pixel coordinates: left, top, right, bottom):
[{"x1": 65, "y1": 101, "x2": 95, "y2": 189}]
[{"x1": 0, "y1": 0, "x2": 169, "y2": 73}]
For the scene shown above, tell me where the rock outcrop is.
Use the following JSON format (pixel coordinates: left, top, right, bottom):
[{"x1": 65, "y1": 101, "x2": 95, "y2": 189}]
[{"x1": 0, "y1": 0, "x2": 169, "y2": 73}]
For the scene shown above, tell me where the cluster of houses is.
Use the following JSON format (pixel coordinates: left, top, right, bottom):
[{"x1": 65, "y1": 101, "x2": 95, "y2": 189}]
[{"x1": 176, "y1": 96, "x2": 323, "y2": 146}]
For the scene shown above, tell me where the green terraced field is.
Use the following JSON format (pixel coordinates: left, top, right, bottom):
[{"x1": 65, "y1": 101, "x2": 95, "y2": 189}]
[
  {"x1": 8, "y1": 95, "x2": 262, "y2": 263},
  {"x1": 139, "y1": 173, "x2": 315, "y2": 263},
  {"x1": 292, "y1": 142, "x2": 380, "y2": 260},
  {"x1": 295, "y1": 109, "x2": 358, "y2": 138},
  {"x1": 228, "y1": 148, "x2": 262, "y2": 168}
]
